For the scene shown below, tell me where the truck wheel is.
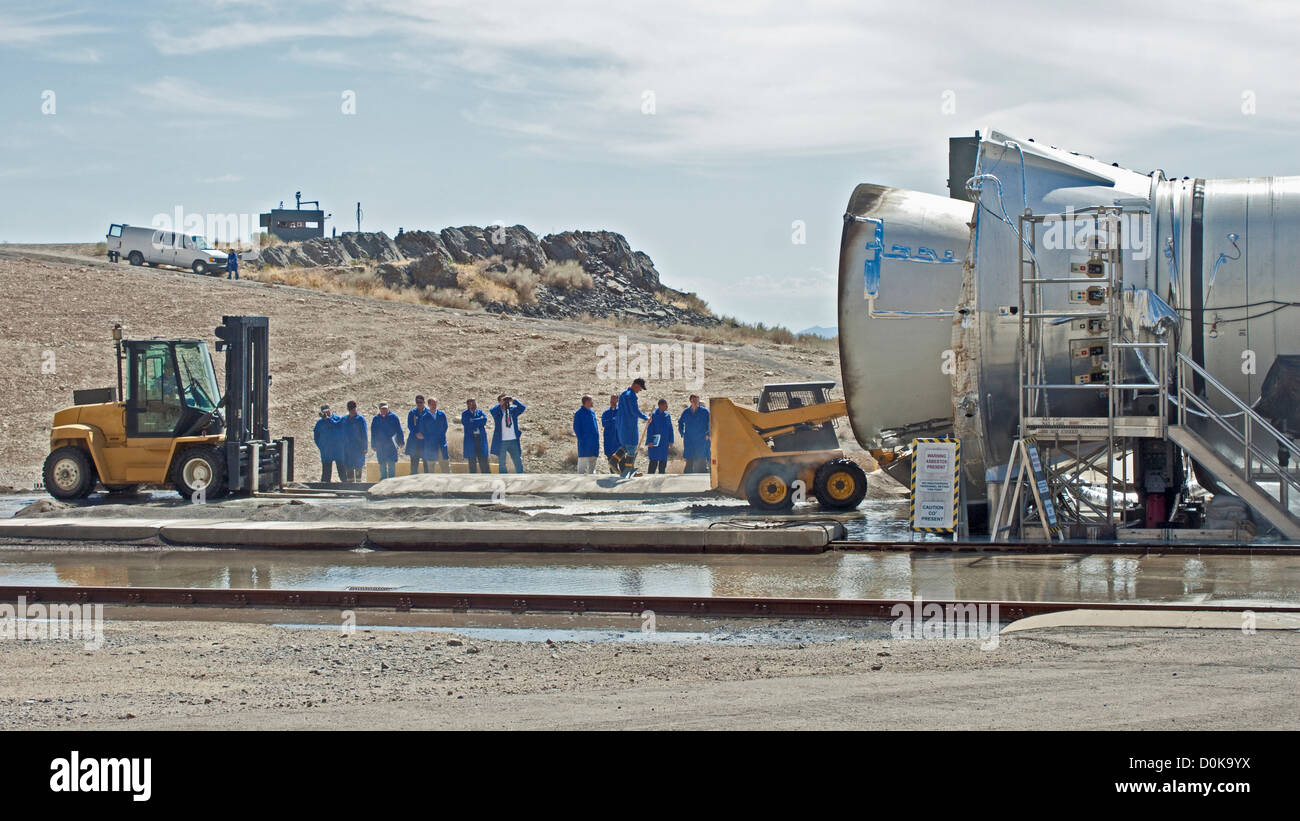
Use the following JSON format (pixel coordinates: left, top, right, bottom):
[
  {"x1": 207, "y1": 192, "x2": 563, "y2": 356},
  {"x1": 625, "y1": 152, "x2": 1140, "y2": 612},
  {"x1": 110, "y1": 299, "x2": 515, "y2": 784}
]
[
  {"x1": 813, "y1": 458, "x2": 868, "y2": 510},
  {"x1": 43, "y1": 446, "x2": 96, "y2": 500},
  {"x1": 745, "y1": 464, "x2": 795, "y2": 511},
  {"x1": 172, "y1": 446, "x2": 227, "y2": 500},
  {"x1": 128, "y1": 251, "x2": 144, "y2": 266},
  {"x1": 192, "y1": 260, "x2": 207, "y2": 275}
]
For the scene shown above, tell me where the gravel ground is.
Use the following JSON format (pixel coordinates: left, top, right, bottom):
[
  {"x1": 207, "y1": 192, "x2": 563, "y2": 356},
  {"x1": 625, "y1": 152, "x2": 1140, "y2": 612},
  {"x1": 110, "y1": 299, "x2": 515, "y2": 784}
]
[{"x1": 1, "y1": 616, "x2": 1295, "y2": 730}]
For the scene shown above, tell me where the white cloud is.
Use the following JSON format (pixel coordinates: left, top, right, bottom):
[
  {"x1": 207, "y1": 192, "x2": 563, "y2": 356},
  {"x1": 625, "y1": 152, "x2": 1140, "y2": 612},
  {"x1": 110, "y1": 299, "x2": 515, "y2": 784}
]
[
  {"x1": 369, "y1": 0, "x2": 1300, "y2": 163},
  {"x1": 284, "y1": 45, "x2": 359, "y2": 68},
  {"x1": 135, "y1": 76, "x2": 289, "y2": 119},
  {"x1": 147, "y1": 17, "x2": 386, "y2": 55},
  {"x1": 47, "y1": 47, "x2": 103, "y2": 64},
  {"x1": 139, "y1": 0, "x2": 1300, "y2": 163},
  {"x1": 0, "y1": 13, "x2": 107, "y2": 44}
]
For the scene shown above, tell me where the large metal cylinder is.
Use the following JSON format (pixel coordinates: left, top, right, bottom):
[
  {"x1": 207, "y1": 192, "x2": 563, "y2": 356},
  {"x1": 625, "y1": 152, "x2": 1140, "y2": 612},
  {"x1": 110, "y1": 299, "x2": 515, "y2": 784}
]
[{"x1": 838, "y1": 131, "x2": 1300, "y2": 507}]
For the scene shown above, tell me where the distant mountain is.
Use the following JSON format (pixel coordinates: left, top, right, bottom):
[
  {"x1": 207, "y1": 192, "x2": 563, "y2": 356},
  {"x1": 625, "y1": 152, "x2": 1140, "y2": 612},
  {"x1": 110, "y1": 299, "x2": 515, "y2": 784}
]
[{"x1": 798, "y1": 325, "x2": 838, "y2": 339}]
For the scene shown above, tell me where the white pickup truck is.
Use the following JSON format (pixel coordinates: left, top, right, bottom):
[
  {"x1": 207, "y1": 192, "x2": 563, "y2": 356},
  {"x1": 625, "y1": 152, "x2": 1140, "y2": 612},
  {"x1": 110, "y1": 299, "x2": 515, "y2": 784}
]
[{"x1": 106, "y1": 224, "x2": 231, "y2": 275}]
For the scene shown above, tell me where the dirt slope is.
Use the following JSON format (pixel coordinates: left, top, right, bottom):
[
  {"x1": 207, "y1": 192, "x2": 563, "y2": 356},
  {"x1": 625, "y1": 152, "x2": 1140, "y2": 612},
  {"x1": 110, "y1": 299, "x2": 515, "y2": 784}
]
[{"x1": 0, "y1": 246, "x2": 852, "y2": 488}]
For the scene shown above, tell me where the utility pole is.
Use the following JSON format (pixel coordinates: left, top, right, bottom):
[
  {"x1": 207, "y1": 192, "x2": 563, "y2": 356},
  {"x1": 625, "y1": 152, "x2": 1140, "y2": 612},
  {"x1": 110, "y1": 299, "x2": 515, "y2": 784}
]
[{"x1": 356, "y1": 202, "x2": 362, "y2": 233}]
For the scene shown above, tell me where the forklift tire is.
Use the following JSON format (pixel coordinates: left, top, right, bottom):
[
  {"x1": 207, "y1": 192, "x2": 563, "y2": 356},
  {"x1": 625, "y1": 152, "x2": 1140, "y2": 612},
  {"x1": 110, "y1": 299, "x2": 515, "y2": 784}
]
[
  {"x1": 813, "y1": 458, "x2": 868, "y2": 510},
  {"x1": 172, "y1": 446, "x2": 228, "y2": 500},
  {"x1": 128, "y1": 251, "x2": 144, "y2": 266},
  {"x1": 745, "y1": 464, "x2": 796, "y2": 512},
  {"x1": 43, "y1": 446, "x2": 97, "y2": 500}
]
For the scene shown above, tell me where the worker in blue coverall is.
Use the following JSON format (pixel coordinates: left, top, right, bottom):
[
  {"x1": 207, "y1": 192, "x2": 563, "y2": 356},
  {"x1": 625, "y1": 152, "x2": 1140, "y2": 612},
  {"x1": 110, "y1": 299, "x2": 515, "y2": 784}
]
[
  {"x1": 601, "y1": 393, "x2": 620, "y2": 473},
  {"x1": 678, "y1": 394, "x2": 711, "y2": 473},
  {"x1": 341, "y1": 400, "x2": 368, "y2": 482},
  {"x1": 461, "y1": 398, "x2": 491, "y2": 473},
  {"x1": 370, "y1": 401, "x2": 404, "y2": 480},
  {"x1": 645, "y1": 398, "x2": 674, "y2": 474},
  {"x1": 406, "y1": 395, "x2": 434, "y2": 474},
  {"x1": 424, "y1": 398, "x2": 450, "y2": 473},
  {"x1": 313, "y1": 404, "x2": 345, "y2": 483},
  {"x1": 490, "y1": 394, "x2": 526, "y2": 473},
  {"x1": 615, "y1": 378, "x2": 648, "y2": 477},
  {"x1": 572, "y1": 395, "x2": 600, "y2": 474},
  {"x1": 225, "y1": 248, "x2": 239, "y2": 280}
]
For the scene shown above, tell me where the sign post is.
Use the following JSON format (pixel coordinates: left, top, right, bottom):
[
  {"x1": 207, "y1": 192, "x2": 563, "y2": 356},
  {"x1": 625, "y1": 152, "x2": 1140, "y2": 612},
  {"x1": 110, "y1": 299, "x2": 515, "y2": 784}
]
[{"x1": 909, "y1": 437, "x2": 961, "y2": 538}]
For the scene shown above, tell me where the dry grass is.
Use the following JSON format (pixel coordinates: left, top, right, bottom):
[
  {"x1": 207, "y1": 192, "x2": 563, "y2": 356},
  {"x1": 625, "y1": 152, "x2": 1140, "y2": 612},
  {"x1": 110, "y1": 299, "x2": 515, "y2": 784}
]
[
  {"x1": 245, "y1": 265, "x2": 428, "y2": 305},
  {"x1": 540, "y1": 260, "x2": 594, "y2": 291},
  {"x1": 654, "y1": 287, "x2": 711, "y2": 315},
  {"x1": 455, "y1": 258, "x2": 538, "y2": 307}
]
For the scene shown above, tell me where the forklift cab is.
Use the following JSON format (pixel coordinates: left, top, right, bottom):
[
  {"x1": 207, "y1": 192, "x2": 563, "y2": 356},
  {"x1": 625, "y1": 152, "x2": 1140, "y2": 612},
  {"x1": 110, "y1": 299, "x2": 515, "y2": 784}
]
[
  {"x1": 753, "y1": 381, "x2": 840, "y2": 452},
  {"x1": 124, "y1": 339, "x2": 223, "y2": 438}
]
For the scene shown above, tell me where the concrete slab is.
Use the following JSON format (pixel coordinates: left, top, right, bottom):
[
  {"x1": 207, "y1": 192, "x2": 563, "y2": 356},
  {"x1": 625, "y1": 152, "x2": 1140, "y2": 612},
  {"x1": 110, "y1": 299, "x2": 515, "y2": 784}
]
[
  {"x1": 159, "y1": 521, "x2": 368, "y2": 549},
  {"x1": 365, "y1": 521, "x2": 842, "y2": 552},
  {"x1": 0, "y1": 515, "x2": 840, "y2": 553},
  {"x1": 368, "y1": 472, "x2": 715, "y2": 500},
  {"x1": 0, "y1": 517, "x2": 173, "y2": 541}
]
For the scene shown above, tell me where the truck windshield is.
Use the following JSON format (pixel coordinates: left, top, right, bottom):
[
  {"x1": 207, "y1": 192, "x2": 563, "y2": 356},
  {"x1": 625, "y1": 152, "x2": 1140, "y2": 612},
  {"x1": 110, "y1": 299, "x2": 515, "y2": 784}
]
[
  {"x1": 174, "y1": 342, "x2": 220, "y2": 412},
  {"x1": 189, "y1": 235, "x2": 211, "y2": 250}
]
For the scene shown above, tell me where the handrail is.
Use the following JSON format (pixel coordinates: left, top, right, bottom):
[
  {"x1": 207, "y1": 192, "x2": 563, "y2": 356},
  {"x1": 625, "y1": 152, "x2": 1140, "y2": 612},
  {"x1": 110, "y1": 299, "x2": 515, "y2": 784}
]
[{"x1": 1176, "y1": 352, "x2": 1300, "y2": 500}]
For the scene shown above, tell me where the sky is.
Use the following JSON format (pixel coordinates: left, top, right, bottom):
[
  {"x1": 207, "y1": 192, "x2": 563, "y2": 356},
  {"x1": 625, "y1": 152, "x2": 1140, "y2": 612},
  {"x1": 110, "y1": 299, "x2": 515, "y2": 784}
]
[{"x1": 4, "y1": 1, "x2": 1300, "y2": 331}]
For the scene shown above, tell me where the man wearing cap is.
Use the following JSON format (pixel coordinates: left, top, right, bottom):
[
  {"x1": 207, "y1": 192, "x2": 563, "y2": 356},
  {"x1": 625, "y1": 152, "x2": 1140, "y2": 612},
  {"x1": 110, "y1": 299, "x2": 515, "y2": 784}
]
[
  {"x1": 313, "y1": 404, "x2": 345, "y2": 483},
  {"x1": 371, "y1": 402, "x2": 404, "y2": 480},
  {"x1": 615, "y1": 378, "x2": 649, "y2": 477}
]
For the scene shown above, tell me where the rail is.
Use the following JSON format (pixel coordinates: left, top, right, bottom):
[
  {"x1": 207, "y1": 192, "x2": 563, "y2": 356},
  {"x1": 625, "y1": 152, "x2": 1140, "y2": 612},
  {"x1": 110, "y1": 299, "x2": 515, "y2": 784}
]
[
  {"x1": 1176, "y1": 352, "x2": 1300, "y2": 507},
  {"x1": 3, "y1": 584, "x2": 1296, "y2": 621}
]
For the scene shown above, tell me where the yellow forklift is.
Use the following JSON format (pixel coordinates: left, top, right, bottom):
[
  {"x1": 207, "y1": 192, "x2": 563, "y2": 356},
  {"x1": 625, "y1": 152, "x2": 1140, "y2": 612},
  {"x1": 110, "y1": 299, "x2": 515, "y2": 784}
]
[
  {"x1": 710, "y1": 381, "x2": 867, "y2": 511},
  {"x1": 43, "y1": 316, "x2": 294, "y2": 500}
]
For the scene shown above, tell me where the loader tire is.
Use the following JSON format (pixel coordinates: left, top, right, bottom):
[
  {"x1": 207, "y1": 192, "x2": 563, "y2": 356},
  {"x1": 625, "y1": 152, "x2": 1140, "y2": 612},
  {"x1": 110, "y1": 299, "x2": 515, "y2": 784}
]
[
  {"x1": 745, "y1": 464, "x2": 795, "y2": 512},
  {"x1": 172, "y1": 446, "x2": 228, "y2": 501},
  {"x1": 44, "y1": 446, "x2": 97, "y2": 500},
  {"x1": 813, "y1": 458, "x2": 868, "y2": 511}
]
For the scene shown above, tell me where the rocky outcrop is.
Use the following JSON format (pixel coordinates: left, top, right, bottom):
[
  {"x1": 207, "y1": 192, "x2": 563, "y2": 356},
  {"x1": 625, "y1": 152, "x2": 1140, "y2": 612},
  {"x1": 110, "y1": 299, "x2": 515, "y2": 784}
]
[{"x1": 259, "y1": 225, "x2": 716, "y2": 327}]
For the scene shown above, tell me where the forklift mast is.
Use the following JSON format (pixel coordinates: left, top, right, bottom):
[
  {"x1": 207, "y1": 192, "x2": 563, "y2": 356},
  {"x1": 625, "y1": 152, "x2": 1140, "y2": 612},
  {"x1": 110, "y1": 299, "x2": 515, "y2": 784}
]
[{"x1": 214, "y1": 316, "x2": 277, "y2": 492}]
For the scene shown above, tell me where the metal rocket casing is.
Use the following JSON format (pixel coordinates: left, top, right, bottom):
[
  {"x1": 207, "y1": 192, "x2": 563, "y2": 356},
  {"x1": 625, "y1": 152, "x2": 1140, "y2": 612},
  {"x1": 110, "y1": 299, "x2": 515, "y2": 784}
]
[{"x1": 839, "y1": 131, "x2": 1300, "y2": 501}]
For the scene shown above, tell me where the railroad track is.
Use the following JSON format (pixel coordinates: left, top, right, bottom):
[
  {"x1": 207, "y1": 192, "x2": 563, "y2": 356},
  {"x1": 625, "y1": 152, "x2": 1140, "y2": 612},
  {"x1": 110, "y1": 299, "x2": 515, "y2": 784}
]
[{"x1": 4, "y1": 584, "x2": 1297, "y2": 621}]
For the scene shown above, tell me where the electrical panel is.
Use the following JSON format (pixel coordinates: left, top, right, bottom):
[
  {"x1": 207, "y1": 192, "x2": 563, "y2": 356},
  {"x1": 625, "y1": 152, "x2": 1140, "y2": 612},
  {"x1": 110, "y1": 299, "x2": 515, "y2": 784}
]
[
  {"x1": 1070, "y1": 337, "x2": 1109, "y2": 384},
  {"x1": 1068, "y1": 285, "x2": 1108, "y2": 304},
  {"x1": 1069, "y1": 253, "x2": 1107, "y2": 278}
]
